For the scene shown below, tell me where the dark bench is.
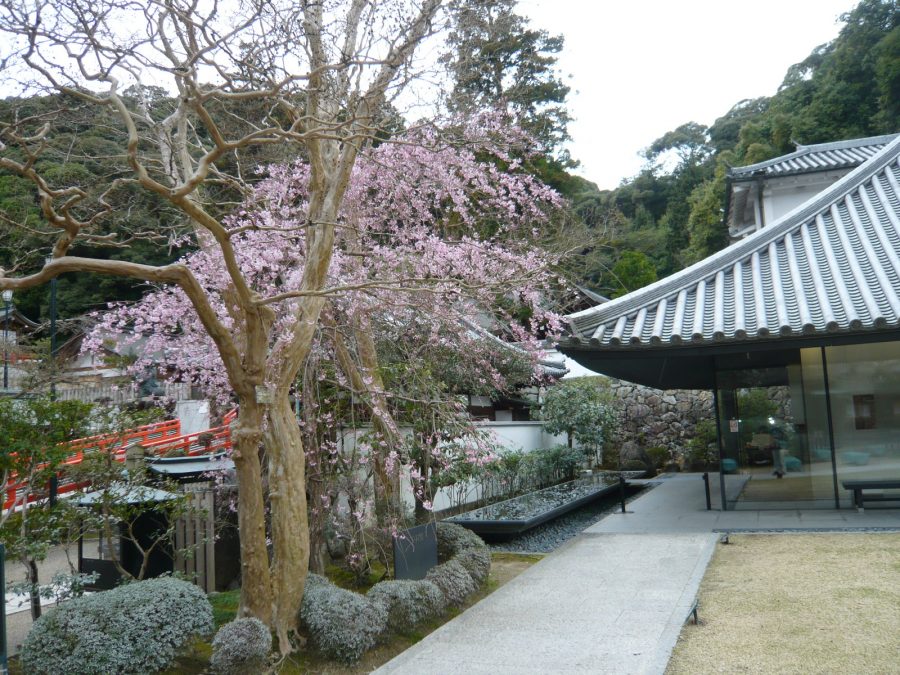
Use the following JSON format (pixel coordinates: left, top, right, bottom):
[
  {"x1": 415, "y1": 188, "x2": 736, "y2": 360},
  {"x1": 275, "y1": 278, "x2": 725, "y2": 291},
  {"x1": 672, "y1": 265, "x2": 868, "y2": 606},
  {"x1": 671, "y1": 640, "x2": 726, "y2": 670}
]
[{"x1": 841, "y1": 479, "x2": 900, "y2": 510}]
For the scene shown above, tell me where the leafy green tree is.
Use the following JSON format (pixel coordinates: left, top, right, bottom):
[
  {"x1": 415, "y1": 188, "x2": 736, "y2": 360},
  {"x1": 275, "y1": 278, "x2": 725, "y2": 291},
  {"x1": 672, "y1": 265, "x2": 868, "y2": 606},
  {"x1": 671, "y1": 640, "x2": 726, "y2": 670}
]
[
  {"x1": 609, "y1": 251, "x2": 657, "y2": 298},
  {"x1": 873, "y1": 17, "x2": 900, "y2": 129},
  {"x1": 645, "y1": 122, "x2": 713, "y2": 168},
  {"x1": 596, "y1": 0, "x2": 898, "y2": 284},
  {"x1": 538, "y1": 377, "x2": 615, "y2": 464},
  {"x1": 776, "y1": 0, "x2": 899, "y2": 142},
  {"x1": 0, "y1": 396, "x2": 92, "y2": 619},
  {"x1": 0, "y1": 93, "x2": 190, "y2": 328},
  {"x1": 682, "y1": 162, "x2": 730, "y2": 265}
]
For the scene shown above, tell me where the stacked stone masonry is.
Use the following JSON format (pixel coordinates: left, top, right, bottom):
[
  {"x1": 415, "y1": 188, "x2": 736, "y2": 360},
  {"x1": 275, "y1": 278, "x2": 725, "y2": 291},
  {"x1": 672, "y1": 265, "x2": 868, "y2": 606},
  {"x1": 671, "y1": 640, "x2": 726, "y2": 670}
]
[
  {"x1": 605, "y1": 379, "x2": 792, "y2": 464},
  {"x1": 607, "y1": 379, "x2": 713, "y2": 462}
]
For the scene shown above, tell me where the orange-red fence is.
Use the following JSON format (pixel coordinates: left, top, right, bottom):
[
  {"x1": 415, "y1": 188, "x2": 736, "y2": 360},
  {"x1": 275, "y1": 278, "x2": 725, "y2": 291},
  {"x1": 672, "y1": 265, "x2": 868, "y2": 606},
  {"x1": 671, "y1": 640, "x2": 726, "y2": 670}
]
[
  {"x1": 142, "y1": 423, "x2": 232, "y2": 458},
  {"x1": 3, "y1": 411, "x2": 236, "y2": 511}
]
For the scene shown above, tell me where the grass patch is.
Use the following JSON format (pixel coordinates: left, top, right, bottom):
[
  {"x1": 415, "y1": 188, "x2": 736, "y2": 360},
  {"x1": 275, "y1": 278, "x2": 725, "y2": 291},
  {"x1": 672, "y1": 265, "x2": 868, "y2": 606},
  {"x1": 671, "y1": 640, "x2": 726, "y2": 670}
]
[
  {"x1": 667, "y1": 533, "x2": 900, "y2": 675},
  {"x1": 209, "y1": 589, "x2": 240, "y2": 629}
]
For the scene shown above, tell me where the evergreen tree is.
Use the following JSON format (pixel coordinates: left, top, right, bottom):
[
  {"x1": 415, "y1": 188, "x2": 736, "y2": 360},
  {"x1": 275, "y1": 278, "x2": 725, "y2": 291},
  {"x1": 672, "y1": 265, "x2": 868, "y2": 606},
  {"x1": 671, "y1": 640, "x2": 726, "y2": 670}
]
[{"x1": 443, "y1": 0, "x2": 572, "y2": 161}]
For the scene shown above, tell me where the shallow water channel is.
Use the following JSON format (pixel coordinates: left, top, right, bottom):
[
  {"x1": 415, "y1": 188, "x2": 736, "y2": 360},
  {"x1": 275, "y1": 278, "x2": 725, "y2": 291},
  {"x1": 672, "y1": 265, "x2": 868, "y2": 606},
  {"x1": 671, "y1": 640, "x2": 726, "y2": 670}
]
[{"x1": 447, "y1": 472, "x2": 643, "y2": 541}]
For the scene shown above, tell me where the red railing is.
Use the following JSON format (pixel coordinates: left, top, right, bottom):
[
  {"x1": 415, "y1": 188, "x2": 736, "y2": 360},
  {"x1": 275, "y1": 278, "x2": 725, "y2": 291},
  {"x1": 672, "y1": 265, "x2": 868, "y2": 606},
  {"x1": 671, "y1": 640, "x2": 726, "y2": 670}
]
[
  {"x1": 141, "y1": 424, "x2": 232, "y2": 458},
  {"x1": 68, "y1": 419, "x2": 182, "y2": 459},
  {"x1": 3, "y1": 410, "x2": 236, "y2": 511}
]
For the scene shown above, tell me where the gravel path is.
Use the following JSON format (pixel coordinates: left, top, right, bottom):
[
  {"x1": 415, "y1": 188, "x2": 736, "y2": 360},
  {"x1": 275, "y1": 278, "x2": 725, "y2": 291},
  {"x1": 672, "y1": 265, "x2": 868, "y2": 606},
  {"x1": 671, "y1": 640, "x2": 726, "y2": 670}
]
[{"x1": 488, "y1": 485, "x2": 649, "y2": 553}]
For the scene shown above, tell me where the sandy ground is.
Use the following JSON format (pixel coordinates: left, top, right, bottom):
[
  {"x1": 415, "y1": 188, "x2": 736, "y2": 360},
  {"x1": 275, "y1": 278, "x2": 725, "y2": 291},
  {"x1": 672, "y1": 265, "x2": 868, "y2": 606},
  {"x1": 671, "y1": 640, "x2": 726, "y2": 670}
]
[{"x1": 667, "y1": 533, "x2": 900, "y2": 675}]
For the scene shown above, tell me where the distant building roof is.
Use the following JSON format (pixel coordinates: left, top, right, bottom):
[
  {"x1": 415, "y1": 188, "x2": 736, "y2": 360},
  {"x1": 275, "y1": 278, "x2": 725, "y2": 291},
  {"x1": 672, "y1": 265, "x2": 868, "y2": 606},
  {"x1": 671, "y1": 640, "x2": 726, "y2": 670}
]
[
  {"x1": 566, "y1": 134, "x2": 900, "y2": 350},
  {"x1": 2, "y1": 307, "x2": 40, "y2": 332},
  {"x1": 75, "y1": 484, "x2": 179, "y2": 506},
  {"x1": 728, "y1": 133, "x2": 898, "y2": 182},
  {"x1": 147, "y1": 453, "x2": 234, "y2": 477}
]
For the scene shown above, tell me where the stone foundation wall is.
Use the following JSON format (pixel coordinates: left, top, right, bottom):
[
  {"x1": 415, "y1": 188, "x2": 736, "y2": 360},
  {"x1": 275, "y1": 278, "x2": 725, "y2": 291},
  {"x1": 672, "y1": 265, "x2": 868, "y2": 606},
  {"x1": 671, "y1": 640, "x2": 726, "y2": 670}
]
[
  {"x1": 604, "y1": 380, "x2": 794, "y2": 463},
  {"x1": 606, "y1": 379, "x2": 714, "y2": 460}
]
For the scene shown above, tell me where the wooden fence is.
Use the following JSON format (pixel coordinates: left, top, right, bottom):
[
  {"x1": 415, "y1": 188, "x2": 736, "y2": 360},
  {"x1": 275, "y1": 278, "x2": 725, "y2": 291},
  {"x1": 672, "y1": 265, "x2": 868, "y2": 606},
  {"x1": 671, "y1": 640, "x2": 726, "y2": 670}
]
[{"x1": 174, "y1": 485, "x2": 217, "y2": 593}]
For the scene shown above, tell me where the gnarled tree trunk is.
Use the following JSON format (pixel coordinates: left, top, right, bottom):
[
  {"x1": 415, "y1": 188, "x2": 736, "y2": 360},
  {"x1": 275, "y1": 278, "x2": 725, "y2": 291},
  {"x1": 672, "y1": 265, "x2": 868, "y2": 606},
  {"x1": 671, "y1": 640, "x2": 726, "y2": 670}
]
[
  {"x1": 265, "y1": 395, "x2": 311, "y2": 654},
  {"x1": 231, "y1": 400, "x2": 274, "y2": 624}
]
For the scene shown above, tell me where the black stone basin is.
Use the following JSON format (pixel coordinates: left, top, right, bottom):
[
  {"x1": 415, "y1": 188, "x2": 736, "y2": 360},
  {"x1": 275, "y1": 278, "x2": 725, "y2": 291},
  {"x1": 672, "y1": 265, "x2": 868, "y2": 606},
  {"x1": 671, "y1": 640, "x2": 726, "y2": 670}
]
[{"x1": 446, "y1": 471, "x2": 643, "y2": 537}]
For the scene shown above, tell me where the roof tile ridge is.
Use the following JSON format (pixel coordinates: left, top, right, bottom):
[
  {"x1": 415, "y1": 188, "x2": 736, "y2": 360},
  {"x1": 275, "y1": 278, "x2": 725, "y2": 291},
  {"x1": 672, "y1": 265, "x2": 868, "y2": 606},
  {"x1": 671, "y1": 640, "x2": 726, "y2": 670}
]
[
  {"x1": 729, "y1": 132, "x2": 899, "y2": 177},
  {"x1": 568, "y1": 135, "x2": 900, "y2": 334}
]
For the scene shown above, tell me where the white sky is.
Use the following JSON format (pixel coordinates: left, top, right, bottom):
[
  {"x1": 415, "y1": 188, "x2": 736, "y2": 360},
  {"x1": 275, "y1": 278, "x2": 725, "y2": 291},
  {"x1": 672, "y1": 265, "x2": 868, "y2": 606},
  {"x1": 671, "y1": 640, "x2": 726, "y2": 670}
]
[{"x1": 518, "y1": 0, "x2": 854, "y2": 190}]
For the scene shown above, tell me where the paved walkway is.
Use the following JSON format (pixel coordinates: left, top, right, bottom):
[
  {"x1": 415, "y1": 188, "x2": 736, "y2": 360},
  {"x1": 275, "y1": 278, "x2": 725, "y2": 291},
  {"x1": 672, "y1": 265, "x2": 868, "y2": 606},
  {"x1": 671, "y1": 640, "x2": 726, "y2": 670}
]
[
  {"x1": 377, "y1": 473, "x2": 900, "y2": 675},
  {"x1": 378, "y1": 531, "x2": 715, "y2": 674},
  {"x1": 588, "y1": 473, "x2": 900, "y2": 534}
]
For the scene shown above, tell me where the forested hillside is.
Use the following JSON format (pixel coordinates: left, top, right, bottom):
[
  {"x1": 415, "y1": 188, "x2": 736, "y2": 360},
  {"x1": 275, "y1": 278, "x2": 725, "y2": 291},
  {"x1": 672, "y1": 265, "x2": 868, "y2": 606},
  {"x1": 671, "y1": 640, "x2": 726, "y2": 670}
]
[{"x1": 582, "y1": 0, "x2": 899, "y2": 296}]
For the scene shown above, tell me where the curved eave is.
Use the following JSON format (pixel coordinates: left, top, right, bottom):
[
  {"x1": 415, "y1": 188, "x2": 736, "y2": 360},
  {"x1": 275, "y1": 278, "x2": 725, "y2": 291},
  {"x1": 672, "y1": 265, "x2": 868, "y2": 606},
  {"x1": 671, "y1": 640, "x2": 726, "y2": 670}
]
[
  {"x1": 560, "y1": 327, "x2": 900, "y2": 390},
  {"x1": 562, "y1": 324, "x2": 900, "y2": 354},
  {"x1": 727, "y1": 133, "x2": 898, "y2": 181},
  {"x1": 569, "y1": 135, "x2": 900, "y2": 342}
]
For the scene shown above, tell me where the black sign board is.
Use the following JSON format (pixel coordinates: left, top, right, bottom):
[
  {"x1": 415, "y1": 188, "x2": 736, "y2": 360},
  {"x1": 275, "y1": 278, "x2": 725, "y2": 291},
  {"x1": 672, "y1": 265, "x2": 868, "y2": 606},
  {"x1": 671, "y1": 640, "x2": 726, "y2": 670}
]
[{"x1": 393, "y1": 522, "x2": 438, "y2": 581}]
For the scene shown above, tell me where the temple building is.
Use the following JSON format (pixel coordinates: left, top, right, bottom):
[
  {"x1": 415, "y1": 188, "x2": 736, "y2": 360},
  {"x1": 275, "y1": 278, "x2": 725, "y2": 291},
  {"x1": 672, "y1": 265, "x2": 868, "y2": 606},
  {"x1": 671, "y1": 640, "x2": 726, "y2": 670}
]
[{"x1": 562, "y1": 134, "x2": 900, "y2": 509}]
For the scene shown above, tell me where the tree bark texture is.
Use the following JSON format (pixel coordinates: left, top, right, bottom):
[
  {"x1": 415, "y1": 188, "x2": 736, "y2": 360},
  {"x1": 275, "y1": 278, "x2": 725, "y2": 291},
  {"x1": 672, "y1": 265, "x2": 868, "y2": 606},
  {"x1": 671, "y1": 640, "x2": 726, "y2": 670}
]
[
  {"x1": 265, "y1": 396, "x2": 310, "y2": 654},
  {"x1": 231, "y1": 401, "x2": 274, "y2": 625}
]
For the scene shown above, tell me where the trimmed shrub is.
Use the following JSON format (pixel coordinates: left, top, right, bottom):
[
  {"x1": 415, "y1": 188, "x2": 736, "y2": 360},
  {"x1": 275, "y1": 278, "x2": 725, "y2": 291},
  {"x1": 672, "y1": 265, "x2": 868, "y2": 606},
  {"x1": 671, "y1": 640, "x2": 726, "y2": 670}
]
[
  {"x1": 300, "y1": 573, "x2": 387, "y2": 663},
  {"x1": 436, "y1": 522, "x2": 485, "y2": 561},
  {"x1": 646, "y1": 446, "x2": 670, "y2": 469},
  {"x1": 455, "y1": 546, "x2": 491, "y2": 585},
  {"x1": 210, "y1": 617, "x2": 272, "y2": 674},
  {"x1": 621, "y1": 459, "x2": 648, "y2": 472},
  {"x1": 367, "y1": 579, "x2": 446, "y2": 632},
  {"x1": 426, "y1": 559, "x2": 477, "y2": 607},
  {"x1": 21, "y1": 577, "x2": 213, "y2": 675}
]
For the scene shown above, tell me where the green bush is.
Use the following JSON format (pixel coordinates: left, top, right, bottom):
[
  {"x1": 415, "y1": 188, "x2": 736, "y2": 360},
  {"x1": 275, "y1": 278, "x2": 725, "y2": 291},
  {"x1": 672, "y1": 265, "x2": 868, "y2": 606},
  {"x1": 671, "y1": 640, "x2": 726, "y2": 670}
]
[
  {"x1": 538, "y1": 377, "x2": 615, "y2": 457},
  {"x1": 21, "y1": 577, "x2": 213, "y2": 675},
  {"x1": 297, "y1": 525, "x2": 489, "y2": 662},
  {"x1": 210, "y1": 617, "x2": 272, "y2": 674},
  {"x1": 426, "y1": 559, "x2": 478, "y2": 607},
  {"x1": 687, "y1": 419, "x2": 718, "y2": 467},
  {"x1": 366, "y1": 580, "x2": 446, "y2": 632},
  {"x1": 536, "y1": 444, "x2": 586, "y2": 482},
  {"x1": 646, "y1": 446, "x2": 670, "y2": 469},
  {"x1": 300, "y1": 573, "x2": 387, "y2": 663},
  {"x1": 621, "y1": 459, "x2": 648, "y2": 472}
]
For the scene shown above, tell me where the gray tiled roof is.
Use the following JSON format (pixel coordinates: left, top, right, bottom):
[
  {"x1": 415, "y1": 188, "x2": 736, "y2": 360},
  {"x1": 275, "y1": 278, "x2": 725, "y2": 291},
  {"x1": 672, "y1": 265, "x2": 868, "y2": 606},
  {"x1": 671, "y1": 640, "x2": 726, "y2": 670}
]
[
  {"x1": 567, "y1": 135, "x2": 900, "y2": 349},
  {"x1": 728, "y1": 133, "x2": 897, "y2": 181}
]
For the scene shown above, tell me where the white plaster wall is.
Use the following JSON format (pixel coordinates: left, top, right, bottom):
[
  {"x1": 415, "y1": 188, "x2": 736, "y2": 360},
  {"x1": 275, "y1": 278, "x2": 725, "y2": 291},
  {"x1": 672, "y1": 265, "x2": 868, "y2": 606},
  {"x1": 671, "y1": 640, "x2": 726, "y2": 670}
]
[
  {"x1": 763, "y1": 185, "x2": 826, "y2": 225},
  {"x1": 339, "y1": 421, "x2": 564, "y2": 455},
  {"x1": 339, "y1": 421, "x2": 567, "y2": 515},
  {"x1": 761, "y1": 170, "x2": 849, "y2": 228},
  {"x1": 478, "y1": 420, "x2": 566, "y2": 452}
]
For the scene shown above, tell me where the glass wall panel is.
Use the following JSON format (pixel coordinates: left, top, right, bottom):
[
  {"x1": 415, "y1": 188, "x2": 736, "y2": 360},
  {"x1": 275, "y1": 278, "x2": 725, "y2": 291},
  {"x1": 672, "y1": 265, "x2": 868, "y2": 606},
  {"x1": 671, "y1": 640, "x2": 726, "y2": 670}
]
[
  {"x1": 797, "y1": 348, "x2": 838, "y2": 506},
  {"x1": 716, "y1": 356, "x2": 835, "y2": 509},
  {"x1": 824, "y1": 341, "x2": 900, "y2": 507}
]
